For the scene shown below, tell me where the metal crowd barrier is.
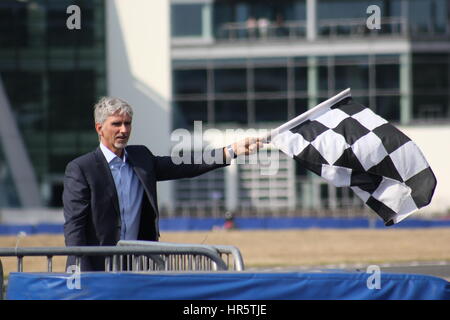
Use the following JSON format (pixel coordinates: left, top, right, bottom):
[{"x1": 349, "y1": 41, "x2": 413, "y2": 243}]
[
  {"x1": 117, "y1": 240, "x2": 245, "y2": 271},
  {"x1": 0, "y1": 245, "x2": 230, "y2": 272},
  {"x1": 0, "y1": 242, "x2": 245, "y2": 298}
]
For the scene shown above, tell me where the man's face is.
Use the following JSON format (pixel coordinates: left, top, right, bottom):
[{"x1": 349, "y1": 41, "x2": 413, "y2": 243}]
[{"x1": 95, "y1": 112, "x2": 132, "y2": 156}]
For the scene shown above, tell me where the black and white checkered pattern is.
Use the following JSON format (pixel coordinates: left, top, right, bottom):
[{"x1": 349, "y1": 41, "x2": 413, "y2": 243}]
[{"x1": 272, "y1": 96, "x2": 437, "y2": 226}]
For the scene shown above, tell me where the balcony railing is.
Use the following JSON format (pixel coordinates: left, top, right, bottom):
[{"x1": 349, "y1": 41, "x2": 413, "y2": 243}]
[
  {"x1": 212, "y1": 17, "x2": 449, "y2": 42},
  {"x1": 217, "y1": 20, "x2": 307, "y2": 41},
  {"x1": 317, "y1": 17, "x2": 407, "y2": 38}
]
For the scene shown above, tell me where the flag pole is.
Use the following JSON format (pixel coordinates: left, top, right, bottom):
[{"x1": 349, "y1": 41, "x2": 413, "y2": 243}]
[{"x1": 262, "y1": 88, "x2": 351, "y2": 143}]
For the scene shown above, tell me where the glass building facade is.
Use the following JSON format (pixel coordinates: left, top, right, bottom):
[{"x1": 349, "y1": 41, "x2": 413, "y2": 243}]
[
  {"x1": 172, "y1": 0, "x2": 450, "y2": 127},
  {"x1": 173, "y1": 54, "x2": 403, "y2": 129},
  {"x1": 0, "y1": 0, "x2": 106, "y2": 207},
  {"x1": 170, "y1": 0, "x2": 450, "y2": 217}
]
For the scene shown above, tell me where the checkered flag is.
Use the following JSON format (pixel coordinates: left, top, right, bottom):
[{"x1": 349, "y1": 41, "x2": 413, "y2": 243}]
[{"x1": 270, "y1": 89, "x2": 437, "y2": 226}]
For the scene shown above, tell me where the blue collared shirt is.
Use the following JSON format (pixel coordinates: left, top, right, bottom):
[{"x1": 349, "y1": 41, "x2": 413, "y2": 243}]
[{"x1": 100, "y1": 143, "x2": 144, "y2": 240}]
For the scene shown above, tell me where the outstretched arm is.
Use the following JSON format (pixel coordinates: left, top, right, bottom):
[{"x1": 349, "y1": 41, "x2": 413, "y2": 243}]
[{"x1": 154, "y1": 137, "x2": 263, "y2": 181}]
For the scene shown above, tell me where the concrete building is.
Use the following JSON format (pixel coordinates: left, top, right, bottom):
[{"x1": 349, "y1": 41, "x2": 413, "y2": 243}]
[{"x1": 1, "y1": 0, "x2": 449, "y2": 220}]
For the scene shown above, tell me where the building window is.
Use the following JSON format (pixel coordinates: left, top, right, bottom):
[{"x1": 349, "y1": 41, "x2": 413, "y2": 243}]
[
  {"x1": 173, "y1": 69, "x2": 208, "y2": 94},
  {"x1": 376, "y1": 64, "x2": 399, "y2": 90},
  {"x1": 48, "y1": 70, "x2": 96, "y2": 131},
  {"x1": 294, "y1": 98, "x2": 308, "y2": 117},
  {"x1": 318, "y1": 65, "x2": 330, "y2": 93},
  {"x1": 0, "y1": 0, "x2": 27, "y2": 48},
  {"x1": 254, "y1": 99, "x2": 288, "y2": 122},
  {"x1": 294, "y1": 66, "x2": 307, "y2": 92},
  {"x1": 409, "y1": 0, "x2": 449, "y2": 35},
  {"x1": 215, "y1": 100, "x2": 248, "y2": 124},
  {"x1": 47, "y1": 0, "x2": 96, "y2": 47},
  {"x1": 214, "y1": 68, "x2": 247, "y2": 93},
  {"x1": 318, "y1": 0, "x2": 405, "y2": 37},
  {"x1": 335, "y1": 64, "x2": 369, "y2": 91},
  {"x1": 413, "y1": 94, "x2": 449, "y2": 120},
  {"x1": 376, "y1": 96, "x2": 400, "y2": 122},
  {"x1": 173, "y1": 100, "x2": 208, "y2": 129},
  {"x1": 1, "y1": 71, "x2": 44, "y2": 131},
  {"x1": 412, "y1": 54, "x2": 449, "y2": 121},
  {"x1": 413, "y1": 56, "x2": 448, "y2": 91},
  {"x1": 254, "y1": 67, "x2": 287, "y2": 92},
  {"x1": 171, "y1": 4, "x2": 203, "y2": 37}
]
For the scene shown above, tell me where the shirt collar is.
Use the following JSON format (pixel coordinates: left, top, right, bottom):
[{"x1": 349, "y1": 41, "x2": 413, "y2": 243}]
[{"x1": 99, "y1": 143, "x2": 127, "y2": 164}]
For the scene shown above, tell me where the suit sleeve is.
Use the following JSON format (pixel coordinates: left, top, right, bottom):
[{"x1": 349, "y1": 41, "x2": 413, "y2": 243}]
[
  {"x1": 62, "y1": 161, "x2": 91, "y2": 247},
  {"x1": 153, "y1": 148, "x2": 230, "y2": 181}
]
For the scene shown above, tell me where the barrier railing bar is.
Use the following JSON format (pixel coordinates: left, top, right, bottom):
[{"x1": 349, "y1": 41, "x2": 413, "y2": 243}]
[
  {"x1": 0, "y1": 246, "x2": 228, "y2": 271},
  {"x1": 47, "y1": 256, "x2": 53, "y2": 272},
  {"x1": 112, "y1": 255, "x2": 118, "y2": 272},
  {"x1": 17, "y1": 256, "x2": 23, "y2": 272},
  {"x1": 105, "y1": 256, "x2": 111, "y2": 272},
  {"x1": 75, "y1": 256, "x2": 81, "y2": 270}
]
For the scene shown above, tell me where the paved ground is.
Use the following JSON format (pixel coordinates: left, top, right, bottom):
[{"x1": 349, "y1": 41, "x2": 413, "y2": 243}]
[
  {"x1": 374, "y1": 262, "x2": 450, "y2": 280},
  {"x1": 248, "y1": 261, "x2": 450, "y2": 281}
]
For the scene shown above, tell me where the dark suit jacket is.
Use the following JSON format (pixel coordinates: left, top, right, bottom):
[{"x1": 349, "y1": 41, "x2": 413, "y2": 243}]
[{"x1": 63, "y1": 145, "x2": 228, "y2": 271}]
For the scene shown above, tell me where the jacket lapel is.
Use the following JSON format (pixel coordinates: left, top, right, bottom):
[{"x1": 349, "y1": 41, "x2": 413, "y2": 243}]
[
  {"x1": 125, "y1": 147, "x2": 159, "y2": 216},
  {"x1": 94, "y1": 147, "x2": 121, "y2": 218}
]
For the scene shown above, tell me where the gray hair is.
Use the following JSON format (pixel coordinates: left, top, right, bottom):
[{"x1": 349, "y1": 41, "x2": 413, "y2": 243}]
[{"x1": 93, "y1": 97, "x2": 133, "y2": 124}]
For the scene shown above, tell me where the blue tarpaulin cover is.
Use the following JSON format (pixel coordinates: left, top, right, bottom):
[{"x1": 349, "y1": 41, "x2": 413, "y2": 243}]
[{"x1": 6, "y1": 271, "x2": 450, "y2": 300}]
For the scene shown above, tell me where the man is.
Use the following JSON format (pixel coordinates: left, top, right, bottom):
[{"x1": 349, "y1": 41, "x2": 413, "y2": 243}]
[{"x1": 63, "y1": 97, "x2": 262, "y2": 271}]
